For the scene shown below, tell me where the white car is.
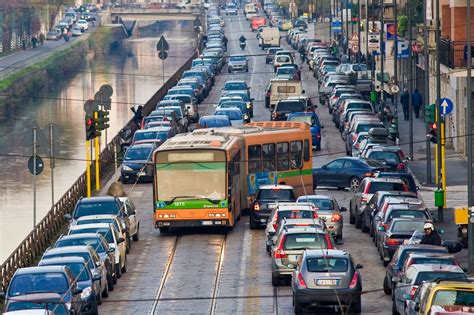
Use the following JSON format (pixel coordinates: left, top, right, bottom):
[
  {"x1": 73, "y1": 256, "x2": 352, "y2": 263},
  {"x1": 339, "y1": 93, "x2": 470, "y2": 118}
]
[
  {"x1": 76, "y1": 19, "x2": 89, "y2": 30},
  {"x1": 118, "y1": 197, "x2": 140, "y2": 241},
  {"x1": 71, "y1": 26, "x2": 83, "y2": 36},
  {"x1": 68, "y1": 223, "x2": 127, "y2": 279}
]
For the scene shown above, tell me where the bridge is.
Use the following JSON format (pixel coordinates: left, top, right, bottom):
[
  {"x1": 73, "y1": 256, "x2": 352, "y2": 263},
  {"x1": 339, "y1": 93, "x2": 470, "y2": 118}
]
[{"x1": 110, "y1": 8, "x2": 202, "y2": 21}]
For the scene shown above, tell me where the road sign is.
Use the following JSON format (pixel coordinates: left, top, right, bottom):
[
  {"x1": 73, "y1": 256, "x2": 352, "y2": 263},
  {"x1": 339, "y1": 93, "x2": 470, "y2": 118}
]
[
  {"x1": 159, "y1": 50, "x2": 168, "y2": 60},
  {"x1": 440, "y1": 98, "x2": 454, "y2": 115},
  {"x1": 331, "y1": 20, "x2": 342, "y2": 33},
  {"x1": 368, "y1": 31, "x2": 380, "y2": 52},
  {"x1": 397, "y1": 39, "x2": 410, "y2": 58},
  {"x1": 157, "y1": 35, "x2": 169, "y2": 51},
  {"x1": 28, "y1": 155, "x2": 44, "y2": 175}
]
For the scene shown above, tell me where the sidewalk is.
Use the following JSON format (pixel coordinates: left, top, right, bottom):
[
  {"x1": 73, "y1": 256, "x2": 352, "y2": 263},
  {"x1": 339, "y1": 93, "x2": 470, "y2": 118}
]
[{"x1": 0, "y1": 15, "x2": 102, "y2": 81}]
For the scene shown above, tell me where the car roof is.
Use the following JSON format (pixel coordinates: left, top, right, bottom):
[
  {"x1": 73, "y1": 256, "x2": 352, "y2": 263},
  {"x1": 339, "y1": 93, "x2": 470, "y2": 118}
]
[
  {"x1": 79, "y1": 196, "x2": 117, "y2": 203},
  {"x1": 39, "y1": 256, "x2": 86, "y2": 265},
  {"x1": 70, "y1": 223, "x2": 112, "y2": 230},
  {"x1": 200, "y1": 115, "x2": 229, "y2": 120},
  {"x1": 406, "y1": 252, "x2": 454, "y2": 259},
  {"x1": 225, "y1": 80, "x2": 247, "y2": 84},
  {"x1": 365, "y1": 177, "x2": 405, "y2": 183},
  {"x1": 230, "y1": 54, "x2": 246, "y2": 57},
  {"x1": 128, "y1": 143, "x2": 154, "y2": 149},
  {"x1": 276, "y1": 203, "x2": 315, "y2": 210},
  {"x1": 15, "y1": 266, "x2": 69, "y2": 275},
  {"x1": 282, "y1": 226, "x2": 326, "y2": 234},
  {"x1": 259, "y1": 184, "x2": 294, "y2": 190},
  {"x1": 304, "y1": 249, "x2": 349, "y2": 258},
  {"x1": 58, "y1": 233, "x2": 103, "y2": 240},
  {"x1": 45, "y1": 246, "x2": 92, "y2": 254},
  {"x1": 399, "y1": 244, "x2": 447, "y2": 250},
  {"x1": 136, "y1": 126, "x2": 171, "y2": 132},
  {"x1": 298, "y1": 195, "x2": 333, "y2": 200},
  {"x1": 407, "y1": 264, "x2": 464, "y2": 273},
  {"x1": 76, "y1": 214, "x2": 118, "y2": 221}
]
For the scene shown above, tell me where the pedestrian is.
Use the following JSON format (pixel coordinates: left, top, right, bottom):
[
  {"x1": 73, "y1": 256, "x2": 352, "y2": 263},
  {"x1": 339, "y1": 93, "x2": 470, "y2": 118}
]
[
  {"x1": 31, "y1": 36, "x2": 37, "y2": 49},
  {"x1": 39, "y1": 32, "x2": 45, "y2": 46},
  {"x1": 223, "y1": 35, "x2": 228, "y2": 49},
  {"x1": 131, "y1": 105, "x2": 143, "y2": 129},
  {"x1": 22, "y1": 39, "x2": 26, "y2": 50},
  {"x1": 420, "y1": 223, "x2": 442, "y2": 246},
  {"x1": 400, "y1": 88, "x2": 410, "y2": 121},
  {"x1": 412, "y1": 88, "x2": 423, "y2": 119}
]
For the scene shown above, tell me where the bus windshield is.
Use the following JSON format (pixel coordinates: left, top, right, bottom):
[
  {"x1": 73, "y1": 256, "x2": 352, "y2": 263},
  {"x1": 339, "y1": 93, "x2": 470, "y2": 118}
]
[{"x1": 156, "y1": 150, "x2": 227, "y2": 202}]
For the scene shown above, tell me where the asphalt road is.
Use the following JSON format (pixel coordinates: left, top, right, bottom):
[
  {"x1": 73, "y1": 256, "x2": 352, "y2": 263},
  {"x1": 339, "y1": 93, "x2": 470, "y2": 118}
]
[{"x1": 98, "y1": 14, "x2": 393, "y2": 315}]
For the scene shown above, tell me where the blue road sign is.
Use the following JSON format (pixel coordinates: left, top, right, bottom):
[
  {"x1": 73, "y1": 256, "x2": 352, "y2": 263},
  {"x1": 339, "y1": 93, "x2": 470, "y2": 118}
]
[
  {"x1": 440, "y1": 98, "x2": 454, "y2": 115},
  {"x1": 332, "y1": 20, "x2": 342, "y2": 33}
]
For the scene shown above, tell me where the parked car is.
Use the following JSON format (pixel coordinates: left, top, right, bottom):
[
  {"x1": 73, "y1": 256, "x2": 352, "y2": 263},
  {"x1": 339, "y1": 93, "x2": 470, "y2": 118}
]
[
  {"x1": 292, "y1": 249, "x2": 362, "y2": 314},
  {"x1": 313, "y1": 157, "x2": 387, "y2": 191},
  {"x1": 71, "y1": 26, "x2": 83, "y2": 36},
  {"x1": 2, "y1": 292, "x2": 70, "y2": 314},
  {"x1": 363, "y1": 146, "x2": 407, "y2": 172},
  {"x1": 121, "y1": 143, "x2": 157, "y2": 184}
]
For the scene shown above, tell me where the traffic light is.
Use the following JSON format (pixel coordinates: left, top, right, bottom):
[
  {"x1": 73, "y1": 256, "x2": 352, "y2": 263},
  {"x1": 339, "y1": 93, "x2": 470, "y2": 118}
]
[
  {"x1": 85, "y1": 113, "x2": 100, "y2": 140},
  {"x1": 424, "y1": 103, "x2": 436, "y2": 123},
  {"x1": 427, "y1": 123, "x2": 438, "y2": 144},
  {"x1": 95, "y1": 110, "x2": 110, "y2": 130}
]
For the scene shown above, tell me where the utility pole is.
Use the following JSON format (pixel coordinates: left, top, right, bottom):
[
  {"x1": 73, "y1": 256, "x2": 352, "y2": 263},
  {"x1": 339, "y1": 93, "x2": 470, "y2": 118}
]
[
  {"x1": 379, "y1": 0, "x2": 385, "y2": 116},
  {"x1": 467, "y1": 0, "x2": 474, "y2": 271},
  {"x1": 435, "y1": 0, "x2": 444, "y2": 222},
  {"x1": 408, "y1": 0, "x2": 414, "y2": 158},
  {"x1": 423, "y1": 0, "x2": 432, "y2": 184},
  {"x1": 393, "y1": 0, "x2": 398, "y2": 97},
  {"x1": 357, "y1": 0, "x2": 361, "y2": 62}
]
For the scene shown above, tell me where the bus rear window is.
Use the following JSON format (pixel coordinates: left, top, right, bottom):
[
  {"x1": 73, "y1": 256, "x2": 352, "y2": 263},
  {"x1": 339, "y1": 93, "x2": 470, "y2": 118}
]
[{"x1": 277, "y1": 86, "x2": 296, "y2": 93}]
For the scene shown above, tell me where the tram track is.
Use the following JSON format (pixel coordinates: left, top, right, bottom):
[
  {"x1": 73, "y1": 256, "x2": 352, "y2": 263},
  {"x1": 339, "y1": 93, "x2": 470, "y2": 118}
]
[{"x1": 209, "y1": 233, "x2": 227, "y2": 315}]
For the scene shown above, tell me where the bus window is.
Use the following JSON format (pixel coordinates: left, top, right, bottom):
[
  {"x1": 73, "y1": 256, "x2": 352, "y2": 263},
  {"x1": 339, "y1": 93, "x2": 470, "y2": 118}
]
[
  {"x1": 290, "y1": 141, "x2": 303, "y2": 169},
  {"x1": 262, "y1": 143, "x2": 276, "y2": 171},
  {"x1": 304, "y1": 140, "x2": 310, "y2": 162},
  {"x1": 277, "y1": 142, "x2": 289, "y2": 171},
  {"x1": 232, "y1": 150, "x2": 240, "y2": 175},
  {"x1": 248, "y1": 145, "x2": 261, "y2": 173}
]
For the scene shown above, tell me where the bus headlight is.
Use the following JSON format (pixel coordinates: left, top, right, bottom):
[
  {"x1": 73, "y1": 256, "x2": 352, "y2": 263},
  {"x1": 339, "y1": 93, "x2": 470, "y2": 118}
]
[{"x1": 158, "y1": 214, "x2": 176, "y2": 218}]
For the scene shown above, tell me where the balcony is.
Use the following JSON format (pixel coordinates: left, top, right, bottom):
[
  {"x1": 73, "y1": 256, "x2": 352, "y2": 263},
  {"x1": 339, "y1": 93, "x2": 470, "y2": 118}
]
[{"x1": 439, "y1": 38, "x2": 474, "y2": 69}]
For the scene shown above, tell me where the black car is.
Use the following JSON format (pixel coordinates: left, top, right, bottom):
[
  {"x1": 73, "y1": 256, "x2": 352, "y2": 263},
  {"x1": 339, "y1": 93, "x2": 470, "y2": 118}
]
[
  {"x1": 121, "y1": 143, "x2": 157, "y2": 184},
  {"x1": 374, "y1": 172, "x2": 418, "y2": 194},
  {"x1": 271, "y1": 99, "x2": 305, "y2": 121},
  {"x1": 249, "y1": 185, "x2": 297, "y2": 229},
  {"x1": 266, "y1": 47, "x2": 283, "y2": 64},
  {"x1": 313, "y1": 157, "x2": 387, "y2": 190}
]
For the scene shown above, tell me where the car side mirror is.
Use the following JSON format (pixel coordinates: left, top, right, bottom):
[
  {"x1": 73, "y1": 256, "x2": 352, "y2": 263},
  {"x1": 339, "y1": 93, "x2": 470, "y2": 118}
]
[
  {"x1": 266, "y1": 240, "x2": 274, "y2": 247},
  {"x1": 64, "y1": 213, "x2": 72, "y2": 221},
  {"x1": 355, "y1": 263, "x2": 363, "y2": 269},
  {"x1": 392, "y1": 276, "x2": 400, "y2": 283},
  {"x1": 74, "y1": 288, "x2": 83, "y2": 295},
  {"x1": 340, "y1": 207, "x2": 347, "y2": 212},
  {"x1": 117, "y1": 237, "x2": 125, "y2": 244},
  {"x1": 321, "y1": 125, "x2": 325, "y2": 129},
  {"x1": 442, "y1": 240, "x2": 463, "y2": 254},
  {"x1": 92, "y1": 274, "x2": 102, "y2": 281},
  {"x1": 0, "y1": 292, "x2": 5, "y2": 300}
]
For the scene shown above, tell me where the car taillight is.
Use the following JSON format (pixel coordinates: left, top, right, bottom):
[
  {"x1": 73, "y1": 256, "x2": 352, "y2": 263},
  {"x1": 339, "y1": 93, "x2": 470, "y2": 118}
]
[
  {"x1": 385, "y1": 238, "x2": 400, "y2": 246},
  {"x1": 352, "y1": 134, "x2": 357, "y2": 142},
  {"x1": 313, "y1": 212, "x2": 319, "y2": 219},
  {"x1": 253, "y1": 202, "x2": 260, "y2": 211},
  {"x1": 271, "y1": 112, "x2": 278, "y2": 118},
  {"x1": 274, "y1": 249, "x2": 287, "y2": 258},
  {"x1": 397, "y1": 163, "x2": 405, "y2": 171},
  {"x1": 331, "y1": 214, "x2": 342, "y2": 222},
  {"x1": 364, "y1": 172, "x2": 374, "y2": 177},
  {"x1": 381, "y1": 223, "x2": 389, "y2": 231},
  {"x1": 349, "y1": 271, "x2": 359, "y2": 289},
  {"x1": 410, "y1": 285, "x2": 418, "y2": 299},
  {"x1": 361, "y1": 197, "x2": 367, "y2": 203},
  {"x1": 364, "y1": 182, "x2": 371, "y2": 193},
  {"x1": 297, "y1": 272, "x2": 307, "y2": 289},
  {"x1": 325, "y1": 234, "x2": 335, "y2": 249},
  {"x1": 272, "y1": 213, "x2": 279, "y2": 229}
]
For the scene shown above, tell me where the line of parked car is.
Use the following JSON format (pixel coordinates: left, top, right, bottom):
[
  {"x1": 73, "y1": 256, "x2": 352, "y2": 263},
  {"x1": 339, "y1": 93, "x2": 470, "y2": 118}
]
[
  {"x1": 1, "y1": 195, "x2": 140, "y2": 314},
  {"x1": 47, "y1": 6, "x2": 94, "y2": 41}
]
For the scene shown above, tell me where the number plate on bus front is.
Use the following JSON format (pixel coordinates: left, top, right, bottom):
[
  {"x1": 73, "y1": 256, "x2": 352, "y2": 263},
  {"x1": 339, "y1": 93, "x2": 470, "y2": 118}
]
[
  {"x1": 202, "y1": 221, "x2": 213, "y2": 225},
  {"x1": 315, "y1": 279, "x2": 339, "y2": 286}
]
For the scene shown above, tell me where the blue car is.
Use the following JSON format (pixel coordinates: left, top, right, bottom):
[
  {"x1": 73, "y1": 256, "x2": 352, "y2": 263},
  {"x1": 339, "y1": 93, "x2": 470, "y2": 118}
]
[
  {"x1": 287, "y1": 112, "x2": 322, "y2": 150},
  {"x1": 197, "y1": 115, "x2": 231, "y2": 128},
  {"x1": 313, "y1": 157, "x2": 387, "y2": 190}
]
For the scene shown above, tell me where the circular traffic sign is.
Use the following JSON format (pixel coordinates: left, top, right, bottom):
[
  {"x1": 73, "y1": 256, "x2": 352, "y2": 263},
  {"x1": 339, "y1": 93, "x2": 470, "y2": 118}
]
[
  {"x1": 440, "y1": 98, "x2": 454, "y2": 115},
  {"x1": 159, "y1": 50, "x2": 168, "y2": 60},
  {"x1": 28, "y1": 155, "x2": 44, "y2": 175}
]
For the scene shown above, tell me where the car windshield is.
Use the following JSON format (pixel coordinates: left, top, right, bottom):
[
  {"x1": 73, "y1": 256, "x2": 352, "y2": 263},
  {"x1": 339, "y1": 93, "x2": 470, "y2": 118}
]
[
  {"x1": 224, "y1": 82, "x2": 247, "y2": 90},
  {"x1": 307, "y1": 258, "x2": 349, "y2": 272},
  {"x1": 356, "y1": 123, "x2": 383, "y2": 133},
  {"x1": 369, "y1": 182, "x2": 405, "y2": 193},
  {"x1": 409, "y1": 257, "x2": 455, "y2": 267},
  {"x1": 63, "y1": 262, "x2": 90, "y2": 281},
  {"x1": 199, "y1": 117, "x2": 231, "y2": 127},
  {"x1": 6, "y1": 301, "x2": 67, "y2": 314},
  {"x1": 8, "y1": 273, "x2": 69, "y2": 296},
  {"x1": 301, "y1": 198, "x2": 335, "y2": 210},
  {"x1": 220, "y1": 102, "x2": 245, "y2": 111},
  {"x1": 391, "y1": 221, "x2": 426, "y2": 233},
  {"x1": 353, "y1": 64, "x2": 368, "y2": 71},
  {"x1": 258, "y1": 188, "x2": 296, "y2": 200},
  {"x1": 369, "y1": 151, "x2": 401, "y2": 163},
  {"x1": 134, "y1": 131, "x2": 167, "y2": 143},
  {"x1": 277, "y1": 67, "x2": 296, "y2": 75},
  {"x1": 56, "y1": 238, "x2": 106, "y2": 254},
  {"x1": 230, "y1": 55, "x2": 247, "y2": 61},
  {"x1": 229, "y1": 93, "x2": 249, "y2": 102},
  {"x1": 278, "y1": 210, "x2": 315, "y2": 219},
  {"x1": 276, "y1": 101, "x2": 304, "y2": 112},
  {"x1": 73, "y1": 202, "x2": 119, "y2": 219},
  {"x1": 77, "y1": 218, "x2": 120, "y2": 232},
  {"x1": 415, "y1": 272, "x2": 466, "y2": 285},
  {"x1": 283, "y1": 233, "x2": 328, "y2": 250},
  {"x1": 276, "y1": 56, "x2": 291, "y2": 62},
  {"x1": 288, "y1": 115, "x2": 319, "y2": 126},
  {"x1": 215, "y1": 110, "x2": 242, "y2": 120},
  {"x1": 432, "y1": 290, "x2": 474, "y2": 306},
  {"x1": 388, "y1": 210, "x2": 429, "y2": 221},
  {"x1": 124, "y1": 146, "x2": 153, "y2": 161},
  {"x1": 70, "y1": 228, "x2": 114, "y2": 243}
]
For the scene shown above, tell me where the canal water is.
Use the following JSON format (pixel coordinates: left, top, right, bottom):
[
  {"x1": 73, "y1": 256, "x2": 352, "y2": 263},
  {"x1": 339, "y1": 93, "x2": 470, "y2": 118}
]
[{"x1": 0, "y1": 21, "x2": 196, "y2": 262}]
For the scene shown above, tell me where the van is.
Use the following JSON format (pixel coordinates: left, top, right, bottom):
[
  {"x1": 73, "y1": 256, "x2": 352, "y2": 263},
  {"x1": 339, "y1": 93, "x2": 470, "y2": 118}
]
[
  {"x1": 260, "y1": 27, "x2": 280, "y2": 49},
  {"x1": 245, "y1": 3, "x2": 257, "y2": 19},
  {"x1": 266, "y1": 79, "x2": 304, "y2": 109},
  {"x1": 251, "y1": 17, "x2": 266, "y2": 31}
]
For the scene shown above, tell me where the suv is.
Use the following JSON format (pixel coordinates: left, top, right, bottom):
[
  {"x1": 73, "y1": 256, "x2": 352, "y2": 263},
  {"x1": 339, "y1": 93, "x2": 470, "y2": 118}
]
[
  {"x1": 250, "y1": 185, "x2": 297, "y2": 229},
  {"x1": 228, "y1": 54, "x2": 249, "y2": 73},
  {"x1": 349, "y1": 177, "x2": 407, "y2": 229},
  {"x1": 271, "y1": 99, "x2": 305, "y2": 121},
  {"x1": 292, "y1": 249, "x2": 363, "y2": 314},
  {"x1": 270, "y1": 226, "x2": 334, "y2": 286},
  {"x1": 266, "y1": 47, "x2": 283, "y2": 63}
]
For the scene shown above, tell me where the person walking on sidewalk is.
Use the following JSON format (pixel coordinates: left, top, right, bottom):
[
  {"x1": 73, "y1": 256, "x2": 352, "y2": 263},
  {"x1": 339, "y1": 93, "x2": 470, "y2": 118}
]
[
  {"x1": 31, "y1": 36, "x2": 38, "y2": 49},
  {"x1": 400, "y1": 88, "x2": 410, "y2": 121},
  {"x1": 39, "y1": 33, "x2": 45, "y2": 46},
  {"x1": 412, "y1": 89, "x2": 423, "y2": 119}
]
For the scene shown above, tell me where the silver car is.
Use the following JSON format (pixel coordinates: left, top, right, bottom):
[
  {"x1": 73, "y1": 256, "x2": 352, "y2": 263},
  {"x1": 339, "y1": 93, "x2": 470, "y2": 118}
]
[
  {"x1": 228, "y1": 54, "x2": 249, "y2": 73},
  {"x1": 292, "y1": 249, "x2": 363, "y2": 314},
  {"x1": 297, "y1": 195, "x2": 347, "y2": 243}
]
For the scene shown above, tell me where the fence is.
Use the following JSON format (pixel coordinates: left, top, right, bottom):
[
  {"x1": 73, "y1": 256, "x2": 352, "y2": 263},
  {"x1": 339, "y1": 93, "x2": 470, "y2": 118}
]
[
  {"x1": 0, "y1": 50, "x2": 198, "y2": 292},
  {"x1": 439, "y1": 37, "x2": 473, "y2": 69}
]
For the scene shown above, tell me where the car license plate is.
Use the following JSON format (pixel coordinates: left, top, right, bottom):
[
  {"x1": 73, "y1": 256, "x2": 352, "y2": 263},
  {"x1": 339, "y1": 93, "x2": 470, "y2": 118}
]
[
  {"x1": 261, "y1": 219, "x2": 267, "y2": 223},
  {"x1": 268, "y1": 204, "x2": 277, "y2": 209},
  {"x1": 202, "y1": 221, "x2": 213, "y2": 226},
  {"x1": 316, "y1": 279, "x2": 339, "y2": 286}
]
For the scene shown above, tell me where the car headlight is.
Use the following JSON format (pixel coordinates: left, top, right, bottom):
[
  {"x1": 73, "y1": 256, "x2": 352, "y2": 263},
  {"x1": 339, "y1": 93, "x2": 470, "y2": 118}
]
[
  {"x1": 81, "y1": 286, "x2": 92, "y2": 300},
  {"x1": 243, "y1": 114, "x2": 249, "y2": 120},
  {"x1": 122, "y1": 165, "x2": 133, "y2": 171},
  {"x1": 246, "y1": 103, "x2": 251, "y2": 108}
]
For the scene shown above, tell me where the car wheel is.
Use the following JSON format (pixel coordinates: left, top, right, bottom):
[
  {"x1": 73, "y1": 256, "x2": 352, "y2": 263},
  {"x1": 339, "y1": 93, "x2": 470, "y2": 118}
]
[
  {"x1": 383, "y1": 276, "x2": 392, "y2": 295},
  {"x1": 126, "y1": 235, "x2": 131, "y2": 254},
  {"x1": 122, "y1": 256, "x2": 127, "y2": 273},
  {"x1": 271, "y1": 274, "x2": 280, "y2": 286},
  {"x1": 349, "y1": 177, "x2": 360, "y2": 192},
  {"x1": 349, "y1": 211, "x2": 355, "y2": 224},
  {"x1": 349, "y1": 297, "x2": 361, "y2": 314},
  {"x1": 102, "y1": 280, "x2": 109, "y2": 298},
  {"x1": 115, "y1": 261, "x2": 122, "y2": 279},
  {"x1": 293, "y1": 300, "x2": 303, "y2": 314},
  {"x1": 249, "y1": 216, "x2": 258, "y2": 230},
  {"x1": 392, "y1": 302, "x2": 400, "y2": 315},
  {"x1": 361, "y1": 215, "x2": 369, "y2": 233},
  {"x1": 133, "y1": 226, "x2": 140, "y2": 241},
  {"x1": 121, "y1": 175, "x2": 128, "y2": 184},
  {"x1": 108, "y1": 272, "x2": 114, "y2": 290},
  {"x1": 97, "y1": 284, "x2": 103, "y2": 305},
  {"x1": 355, "y1": 213, "x2": 362, "y2": 229},
  {"x1": 316, "y1": 144, "x2": 321, "y2": 151}
]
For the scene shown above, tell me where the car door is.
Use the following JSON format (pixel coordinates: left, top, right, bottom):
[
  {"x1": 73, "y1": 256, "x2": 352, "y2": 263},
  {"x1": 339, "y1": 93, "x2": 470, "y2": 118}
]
[
  {"x1": 339, "y1": 159, "x2": 357, "y2": 186},
  {"x1": 318, "y1": 159, "x2": 345, "y2": 186},
  {"x1": 125, "y1": 199, "x2": 138, "y2": 236}
]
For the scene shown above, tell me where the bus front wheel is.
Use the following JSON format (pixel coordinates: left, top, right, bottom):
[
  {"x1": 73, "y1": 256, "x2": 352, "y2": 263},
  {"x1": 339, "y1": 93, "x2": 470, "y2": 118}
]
[{"x1": 159, "y1": 227, "x2": 169, "y2": 233}]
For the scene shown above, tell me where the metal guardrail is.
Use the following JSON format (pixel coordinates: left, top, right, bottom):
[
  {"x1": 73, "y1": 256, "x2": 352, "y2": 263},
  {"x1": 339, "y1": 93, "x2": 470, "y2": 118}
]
[{"x1": 0, "y1": 50, "x2": 198, "y2": 292}]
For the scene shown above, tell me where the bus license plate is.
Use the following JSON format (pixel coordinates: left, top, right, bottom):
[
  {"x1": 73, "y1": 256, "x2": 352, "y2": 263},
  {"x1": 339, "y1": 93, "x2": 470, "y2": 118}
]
[
  {"x1": 316, "y1": 279, "x2": 339, "y2": 286},
  {"x1": 202, "y1": 221, "x2": 213, "y2": 226}
]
